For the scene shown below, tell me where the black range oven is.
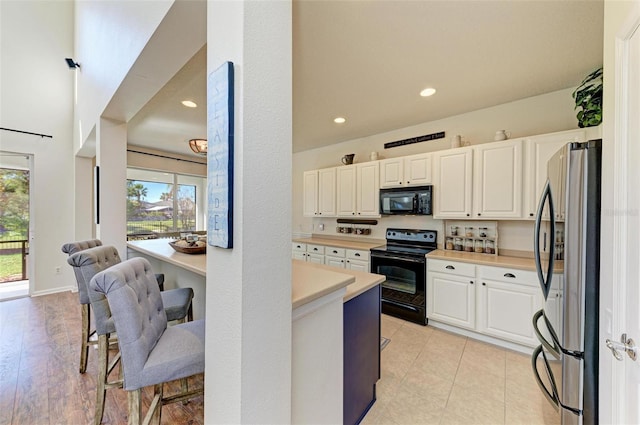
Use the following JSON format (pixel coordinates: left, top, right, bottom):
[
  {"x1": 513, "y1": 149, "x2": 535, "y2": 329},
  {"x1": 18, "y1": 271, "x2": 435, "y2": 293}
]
[{"x1": 370, "y1": 228, "x2": 437, "y2": 325}]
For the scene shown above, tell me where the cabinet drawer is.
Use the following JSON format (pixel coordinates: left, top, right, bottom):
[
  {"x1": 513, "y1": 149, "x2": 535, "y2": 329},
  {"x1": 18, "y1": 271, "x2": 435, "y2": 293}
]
[
  {"x1": 478, "y1": 266, "x2": 537, "y2": 287},
  {"x1": 427, "y1": 259, "x2": 475, "y2": 277},
  {"x1": 306, "y1": 244, "x2": 325, "y2": 255},
  {"x1": 346, "y1": 249, "x2": 369, "y2": 261},
  {"x1": 325, "y1": 246, "x2": 346, "y2": 257},
  {"x1": 292, "y1": 242, "x2": 307, "y2": 252}
]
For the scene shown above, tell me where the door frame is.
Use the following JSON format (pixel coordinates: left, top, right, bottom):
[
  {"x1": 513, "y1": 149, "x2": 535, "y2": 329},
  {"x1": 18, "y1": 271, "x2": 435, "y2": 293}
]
[{"x1": 607, "y1": 4, "x2": 640, "y2": 424}]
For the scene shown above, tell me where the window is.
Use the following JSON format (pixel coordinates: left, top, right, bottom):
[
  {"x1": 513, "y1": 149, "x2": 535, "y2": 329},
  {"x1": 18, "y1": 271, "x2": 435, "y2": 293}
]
[{"x1": 126, "y1": 169, "x2": 206, "y2": 238}]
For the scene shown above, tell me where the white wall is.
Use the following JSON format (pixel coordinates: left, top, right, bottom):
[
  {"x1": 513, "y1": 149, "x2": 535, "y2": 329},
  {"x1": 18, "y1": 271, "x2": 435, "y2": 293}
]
[
  {"x1": 293, "y1": 88, "x2": 584, "y2": 253},
  {"x1": 206, "y1": 1, "x2": 292, "y2": 423},
  {"x1": 0, "y1": 1, "x2": 76, "y2": 295}
]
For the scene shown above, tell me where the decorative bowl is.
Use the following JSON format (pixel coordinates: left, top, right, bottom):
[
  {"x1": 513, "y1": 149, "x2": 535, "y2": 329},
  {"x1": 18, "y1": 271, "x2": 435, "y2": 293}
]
[{"x1": 168, "y1": 240, "x2": 206, "y2": 255}]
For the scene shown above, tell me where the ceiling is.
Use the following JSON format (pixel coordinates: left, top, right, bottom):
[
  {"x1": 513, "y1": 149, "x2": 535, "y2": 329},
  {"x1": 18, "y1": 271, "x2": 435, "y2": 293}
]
[{"x1": 126, "y1": 0, "x2": 604, "y2": 158}]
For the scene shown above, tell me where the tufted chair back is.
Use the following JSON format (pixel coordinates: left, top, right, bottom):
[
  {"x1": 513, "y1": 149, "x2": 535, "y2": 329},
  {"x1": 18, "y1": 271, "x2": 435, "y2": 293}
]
[
  {"x1": 90, "y1": 257, "x2": 168, "y2": 390},
  {"x1": 67, "y1": 245, "x2": 121, "y2": 335},
  {"x1": 61, "y1": 239, "x2": 103, "y2": 304}
]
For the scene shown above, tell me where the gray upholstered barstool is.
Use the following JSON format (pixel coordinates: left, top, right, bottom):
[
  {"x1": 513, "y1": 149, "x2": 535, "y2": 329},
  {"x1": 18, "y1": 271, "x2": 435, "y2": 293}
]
[
  {"x1": 65, "y1": 245, "x2": 194, "y2": 425},
  {"x1": 89, "y1": 257, "x2": 204, "y2": 425}
]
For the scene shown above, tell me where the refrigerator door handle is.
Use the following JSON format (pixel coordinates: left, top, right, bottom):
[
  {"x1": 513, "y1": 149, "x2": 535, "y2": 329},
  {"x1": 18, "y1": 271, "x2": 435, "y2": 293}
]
[
  {"x1": 532, "y1": 309, "x2": 560, "y2": 358},
  {"x1": 531, "y1": 345, "x2": 560, "y2": 410},
  {"x1": 534, "y1": 180, "x2": 555, "y2": 300}
]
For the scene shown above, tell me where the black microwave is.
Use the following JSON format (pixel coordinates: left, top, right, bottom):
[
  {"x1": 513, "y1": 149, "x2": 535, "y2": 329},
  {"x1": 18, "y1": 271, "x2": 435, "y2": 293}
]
[{"x1": 379, "y1": 186, "x2": 432, "y2": 215}]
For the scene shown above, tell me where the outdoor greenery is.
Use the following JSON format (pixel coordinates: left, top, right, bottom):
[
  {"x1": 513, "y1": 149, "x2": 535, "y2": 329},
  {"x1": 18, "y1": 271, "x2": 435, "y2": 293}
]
[
  {"x1": 0, "y1": 168, "x2": 29, "y2": 239},
  {"x1": 0, "y1": 168, "x2": 29, "y2": 282},
  {"x1": 126, "y1": 179, "x2": 196, "y2": 235}
]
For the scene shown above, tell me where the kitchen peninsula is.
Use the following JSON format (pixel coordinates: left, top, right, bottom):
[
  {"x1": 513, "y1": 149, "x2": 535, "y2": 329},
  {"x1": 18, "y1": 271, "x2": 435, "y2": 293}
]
[{"x1": 127, "y1": 238, "x2": 385, "y2": 424}]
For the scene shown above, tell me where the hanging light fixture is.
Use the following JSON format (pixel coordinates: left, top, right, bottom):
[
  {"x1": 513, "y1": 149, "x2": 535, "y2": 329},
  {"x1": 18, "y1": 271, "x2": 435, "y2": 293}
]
[{"x1": 189, "y1": 138, "x2": 208, "y2": 155}]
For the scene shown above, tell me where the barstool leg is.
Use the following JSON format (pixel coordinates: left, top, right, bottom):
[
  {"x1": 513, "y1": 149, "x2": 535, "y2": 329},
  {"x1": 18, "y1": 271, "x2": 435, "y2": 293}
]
[
  {"x1": 127, "y1": 389, "x2": 141, "y2": 425},
  {"x1": 95, "y1": 333, "x2": 109, "y2": 425},
  {"x1": 80, "y1": 304, "x2": 90, "y2": 373}
]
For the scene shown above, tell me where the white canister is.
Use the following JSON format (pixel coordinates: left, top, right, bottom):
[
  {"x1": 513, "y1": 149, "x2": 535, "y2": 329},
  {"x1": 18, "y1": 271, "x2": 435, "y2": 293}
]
[
  {"x1": 451, "y1": 135, "x2": 462, "y2": 148},
  {"x1": 370, "y1": 151, "x2": 379, "y2": 161}
]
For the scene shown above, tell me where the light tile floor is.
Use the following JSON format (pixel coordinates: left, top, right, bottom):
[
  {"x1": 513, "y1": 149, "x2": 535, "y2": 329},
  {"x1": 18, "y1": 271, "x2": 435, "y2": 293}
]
[{"x1": 362, "y1": 314, "x2": 561, "y2": 425}]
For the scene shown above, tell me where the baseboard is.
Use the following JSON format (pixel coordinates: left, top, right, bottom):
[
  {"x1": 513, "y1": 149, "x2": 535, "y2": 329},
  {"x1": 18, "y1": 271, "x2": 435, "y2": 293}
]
[
  {"x1": 428, "y1": 320, "x2": 535, "y2": 355},
  {"x1": 31, "y1": 286, "x2": 76, "y2": 297}
]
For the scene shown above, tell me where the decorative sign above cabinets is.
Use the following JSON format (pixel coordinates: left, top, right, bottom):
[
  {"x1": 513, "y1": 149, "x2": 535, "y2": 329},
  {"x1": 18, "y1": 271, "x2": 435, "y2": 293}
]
[{"x1": 384, "y1": 131, "x2": 445, "y2": 149}]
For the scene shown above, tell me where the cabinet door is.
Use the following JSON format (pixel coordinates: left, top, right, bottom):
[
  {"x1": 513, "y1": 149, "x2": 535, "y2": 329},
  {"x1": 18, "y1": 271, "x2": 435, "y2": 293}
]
[
  {"x1": 306, "y1": 253, "x2": 324, "y2": 264},
  {"x1": 380, "y1": 158, "x2": 404, "y2": 188},
  {"x1": 336, "y1": 166, "x2": 357, "y2": 216},
  {"x1": 318, "y1": 168, "x2": 337, "y2": 216},
  {"x1": 477, "y1": 279, "x2": 543, "y2": 347},
  {"x1": 346, "y1": 259, "x2": 369, "y2": 272},
  {"x1": 302, "y1": 170, "x2": 318, "y2": 217},
  {"x1": 325, "y1": 256, "x2": 346, "y2": 268},
  {"x1": 405, "y1": 153, "x2": 432, "y2": 186},
  {"x1": 427, "y1": 272, "x2": 476, "y2": 329},
  {"x1": 292, "y1": 252, "x2": 306, "y2": 261},
  {"x1": 433, "y1": 148, "x2": 473, "y2": 218},
  {"x1": 356, "y1": 163, "x2": 380, "y2": 217},
  {"x1": 524, "y1": 130, "x2": 585, "y2": 219},
  {"x1": 473, "y1": 139, "x2": 523, "y2": 218}
]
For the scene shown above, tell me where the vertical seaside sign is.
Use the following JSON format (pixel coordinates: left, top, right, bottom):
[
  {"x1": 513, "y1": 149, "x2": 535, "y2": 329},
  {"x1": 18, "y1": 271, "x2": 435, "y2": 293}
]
[{"x1": 207, "y1": 61, "x2": 234, "y2": 249}]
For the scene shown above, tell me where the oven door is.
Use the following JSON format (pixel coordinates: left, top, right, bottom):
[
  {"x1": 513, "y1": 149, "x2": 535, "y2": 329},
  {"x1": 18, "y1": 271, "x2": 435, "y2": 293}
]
[{"x1": 370, "y1": 252, "x2": 426, "y2": 325}]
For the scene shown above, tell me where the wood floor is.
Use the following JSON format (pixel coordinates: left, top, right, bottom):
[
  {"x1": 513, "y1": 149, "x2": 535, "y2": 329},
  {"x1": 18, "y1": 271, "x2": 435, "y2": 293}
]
[{"x1": 0, "y1": 291, "x2": 204, "y2": 425}]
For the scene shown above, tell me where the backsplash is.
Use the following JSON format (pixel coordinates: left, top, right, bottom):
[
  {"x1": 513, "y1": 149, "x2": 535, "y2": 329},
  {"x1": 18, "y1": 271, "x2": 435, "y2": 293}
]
[{"x1": 295, "y1": 216, "x2": 536, "y2": 255}]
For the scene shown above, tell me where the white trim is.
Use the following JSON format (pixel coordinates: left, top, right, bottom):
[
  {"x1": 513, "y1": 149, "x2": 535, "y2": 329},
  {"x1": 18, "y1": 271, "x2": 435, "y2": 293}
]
[
  {"x1": 427, "y1": 320, "x2": 535, "y2": 355},
  {"x1": 31, "y1": 286, "x2": 76, "y2": 297},
  {"x1": 611, "y1": 8, "x2": 640, "y2": 425}
]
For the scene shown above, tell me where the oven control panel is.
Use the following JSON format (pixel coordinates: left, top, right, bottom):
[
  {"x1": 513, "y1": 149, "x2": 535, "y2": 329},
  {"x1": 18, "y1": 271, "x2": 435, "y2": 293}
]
[{"x1": 386, "y1": 228, "x2": 437, "y2": 245}]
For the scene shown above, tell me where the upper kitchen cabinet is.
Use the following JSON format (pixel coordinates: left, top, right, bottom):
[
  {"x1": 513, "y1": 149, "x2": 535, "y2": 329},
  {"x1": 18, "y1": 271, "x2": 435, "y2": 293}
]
[
  {"x1": 303, "y1": 168, "x2": 337, "y2": 217},
  {"x1": 433, "y1": 147, "x2": 473, "y2": 218},
  {"x1": 337, "y1": 163, "x2": 380, "y2": 217},
  {"x1": 380, "y1": 153, "x2": 432, "y2": 188},
  {"x1": 524, "y1": 129, "x2": 585, "y2": 219},
  {"x1": 473, "y1": 138, "x2": 524, "y2": 218}
]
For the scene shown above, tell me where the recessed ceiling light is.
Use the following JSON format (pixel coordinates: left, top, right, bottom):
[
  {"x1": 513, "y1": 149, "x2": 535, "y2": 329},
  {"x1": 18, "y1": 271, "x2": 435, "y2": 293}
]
[
  {"x1": 182, "y1": 100, "x2": 197, "y2": 108},
  {"x1": 420, "y1": 88, "x2": 436, "y2": 97},
  {"x1": 334, "y1": 117, "x2": 346, "y2": 124}
]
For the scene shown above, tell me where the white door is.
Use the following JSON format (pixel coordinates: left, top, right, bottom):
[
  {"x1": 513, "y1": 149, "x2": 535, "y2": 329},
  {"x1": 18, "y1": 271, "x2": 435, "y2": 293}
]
[{"x1": 606, "y1": 4, "x2": 640, "y2": 424}]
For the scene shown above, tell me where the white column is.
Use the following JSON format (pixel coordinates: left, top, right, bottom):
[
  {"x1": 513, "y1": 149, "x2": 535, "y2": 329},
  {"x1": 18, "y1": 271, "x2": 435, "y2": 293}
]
[
  {"x1": 205, "y1": 1, "x2": 292, "y2": 423},
  {"x1": 96, "y1": 117, "x2": 127, "y2": 256}
]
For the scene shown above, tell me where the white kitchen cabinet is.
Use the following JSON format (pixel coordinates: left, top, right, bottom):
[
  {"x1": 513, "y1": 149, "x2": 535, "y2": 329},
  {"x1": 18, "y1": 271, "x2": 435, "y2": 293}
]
[
  {"x1": 524, "y1": 129, "x2": 585, "y2": 219},
  {"x1": 292, "y1": 242, "x2": 307, "y2": 261},
  {"x1": 307, "y1": 253, "x2": 324, "y2": 264},
  {"x1": 337, "y1": 163, "x2": 380, "y2": 217},
  {"x1": 433, "y1": 147, "x2": 473, "y2": 218},
  {"x1": 345, "y1": 249, "x2": 370, "y2": 272},
  {"x1": 324, "y1": 246, "x2": 346, "y2": 268},
  {"x1": 356, "y1": 162, "x2": 380, "y2": 217},
  {"x1": 302, "y1": 171, "x2": 318, "y2": 217},
  {"x1": 477, "y1": 277, "x2": 542, "y2": 347},
  {"x1": 302, "y1": 168, "x2": 337, "y2": 217},
  {"x1": 427, "y1": 259, "x2": 476, "y2": 330},
  {"x1": 336, "y1": 165, "x2": 357, "y2": 216},
  {"x1": 473, "y1": 139, "x2": 524, "y2": 219},
  {"x1": 380, "y1": 153, "x2": 432, "y2": 188}
]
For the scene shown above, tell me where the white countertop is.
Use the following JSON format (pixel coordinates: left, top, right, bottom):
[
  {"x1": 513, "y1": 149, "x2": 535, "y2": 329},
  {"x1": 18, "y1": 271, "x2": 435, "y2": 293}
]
[
  {"x1": 128, "y1": 239, "x2": 384, "y2": 309},
  {"x1": 292, "y1": 236, "x2": 385, "y2": 251},
  {"x1": 128, "y1": 239, "x2": 206, "y2": 276},
  {"x1": 427, "y1": 249, "x2": 564, "y2": 273}
]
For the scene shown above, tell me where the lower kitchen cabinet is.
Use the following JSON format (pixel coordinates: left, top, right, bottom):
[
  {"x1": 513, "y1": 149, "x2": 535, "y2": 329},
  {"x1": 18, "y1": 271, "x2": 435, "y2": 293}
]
[
  {"x1": 427, "y1": 258, "x2": 562, "y2": 349},
  {"x1": 427, "y1": 259, "x2": 476, "y2": 330},
  {"x1": 292, "y1": 242, "x2": 370, "y2": 272},
  {"x1": 477, "y1": 278, "x2": 543, "y2": 347}
]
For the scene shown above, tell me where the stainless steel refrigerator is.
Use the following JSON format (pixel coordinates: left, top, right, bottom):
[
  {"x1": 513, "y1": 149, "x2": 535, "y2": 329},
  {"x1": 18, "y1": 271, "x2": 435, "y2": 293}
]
[{"x1": 531, "y1": 139, "x2": 601, "y2": 425}]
